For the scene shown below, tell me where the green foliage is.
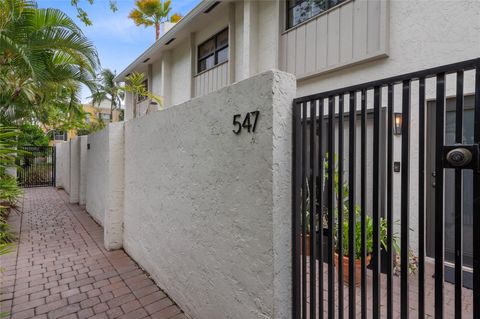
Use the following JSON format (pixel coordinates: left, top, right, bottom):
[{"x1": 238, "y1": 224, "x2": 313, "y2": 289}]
[
  {"x1": 124, "y1": 72, "x2": 162, "y2": 117},
  {"x1": 0, "y1": 0, "x2": 99, "y2": 130},
  {"x1": 128, "y1": 0, "x2": 183, "y2": 40},
  {"x1": 76, "y1": 119, "x2": 105, "y2": 136},
  {"x1": 306, "y1": 153, "x2": 401, "y2": 260},
  {"x1": 70, "y1": 0, "x2": 118, "y2": 26},
  {"x1": 17, "y1": 123, "x2": 49, "y2": 147},
  {"x1": 90, "y1": 68, "x2": 124, "y2": 123},
  {"x1": 0, "y1": 125, "x2": 21, "y2": 316}
]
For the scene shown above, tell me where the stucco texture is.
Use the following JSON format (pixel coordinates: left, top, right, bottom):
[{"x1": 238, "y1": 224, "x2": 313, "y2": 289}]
[
  {"x1": 123, "y1": 70, "x2": 295, "y2": 319},
  {"x1": 86, "y1": 128, "x2": 109, "y2": 226}
]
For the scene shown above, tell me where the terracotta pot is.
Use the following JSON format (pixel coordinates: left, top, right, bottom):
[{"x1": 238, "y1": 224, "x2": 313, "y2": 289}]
[{"x1": 334, "y1": 253, "x2": 372, "y2": 286}]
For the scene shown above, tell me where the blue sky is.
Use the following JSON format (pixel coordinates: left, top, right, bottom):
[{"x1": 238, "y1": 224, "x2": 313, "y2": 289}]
[{"x1": 37, "y1": 0, "x2": 199, "y2": 102}]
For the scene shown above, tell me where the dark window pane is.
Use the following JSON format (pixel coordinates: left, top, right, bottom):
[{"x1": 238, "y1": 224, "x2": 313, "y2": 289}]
[
  {"x1": 287, "y1": 0, "x2": 339, "y2": 29},
  {"x1": 199, "y1": 59, "x2": 207, "y2": 72},
  {"x1": 216, "y1": 29, "x2": 228, "y2": 48},
  {"x1": 199, "y1": 39, "x2": 215, "y2": 59},
  {"x1": 217, "y1": 47, "x2": 228, "y2": 64},
  {"x1": 205, "y1": 55, "x2": 215, "y2": 69}
]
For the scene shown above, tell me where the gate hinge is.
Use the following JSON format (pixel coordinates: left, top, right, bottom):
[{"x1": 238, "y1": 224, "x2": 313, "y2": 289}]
[{"x1": 443, "y1": 144, "x2": 479, "y2": 170}]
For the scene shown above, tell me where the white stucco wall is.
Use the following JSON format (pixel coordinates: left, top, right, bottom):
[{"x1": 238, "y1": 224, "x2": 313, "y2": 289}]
[
  {"x1": 85, "y1": 123, "x2": 125, "y2": 249},
  {"x1": 170, "y1": 40, "x2": 191, "y2": 106},
  {"x1": 86, "y1": 129, "x2": 108, "y2": 226},
  {"x1": 55, "y1": 142, "x2": 71, "y2": 193},
  {"x1": 123, "y1": 70, "x2": 295, "y2": 319},
  {"x1": 69, "y1": 137, "x2": 80, "y2": 203},
  {"x1": 55, "y1": 142, "x2": 64, "y2": 188},
  {"x1": 103, "y1": 123, "x2": 125, "y2": 250},
  {"x1": 79, "y1": 136, "x2": 88, "y2": 205}
]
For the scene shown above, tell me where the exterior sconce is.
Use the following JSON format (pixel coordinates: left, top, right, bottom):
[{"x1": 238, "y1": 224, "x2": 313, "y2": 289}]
[{"x1": 394, "y1": 113, "x2": 402, "y2": 135}]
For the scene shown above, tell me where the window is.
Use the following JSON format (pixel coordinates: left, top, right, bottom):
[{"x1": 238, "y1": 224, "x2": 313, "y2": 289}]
[
  {"x1": 287, "y1": 0, "x2": 345, "y2": 29},
  {"x1": 137, "y1": 80, "x2": 148, "y2": 102},
  {"x1": 197, "y1": 28, "x2": 228, "y2": 73},
  {"x1": 53, "y1": 131, "x2": 67, "y2": 141},
  {"x1": 100, "y1": 113, "x2": 111, "y2": 121},
  {"x1": 85, "y1": 114, "x2": 91, "y2": 124}
]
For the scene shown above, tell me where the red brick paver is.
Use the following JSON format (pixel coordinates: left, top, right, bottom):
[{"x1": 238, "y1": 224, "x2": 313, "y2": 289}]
[{"x1": 1, "y1": 188, "x2": 186, "y2": 319}]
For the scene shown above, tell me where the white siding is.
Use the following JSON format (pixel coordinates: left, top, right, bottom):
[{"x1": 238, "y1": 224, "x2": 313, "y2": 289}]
[
  {"x1": 279, "y1": 0, "x2": 389, "y2": 79},
  {"x1": 194, "y1": 62, "x2": 229, "y2": 97}
]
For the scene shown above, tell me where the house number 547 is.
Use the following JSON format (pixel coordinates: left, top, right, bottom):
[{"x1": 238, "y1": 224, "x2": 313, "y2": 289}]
[{"x1": 232, "y1": 111, "x2": 260, "y2": 135}]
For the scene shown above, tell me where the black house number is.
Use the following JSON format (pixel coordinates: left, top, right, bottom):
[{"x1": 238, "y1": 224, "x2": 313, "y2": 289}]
[{"x1": 233, "y1": 111, "x2": 260, "y2": 135}]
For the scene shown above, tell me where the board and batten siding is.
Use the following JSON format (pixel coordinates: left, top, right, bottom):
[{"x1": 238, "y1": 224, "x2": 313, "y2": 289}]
[
  {"x1": 280, "y1": 0, "x2": 389, "y2": 80},
  {"x1": 194, "y1": 62, "x2": 229, "y2": 97}
]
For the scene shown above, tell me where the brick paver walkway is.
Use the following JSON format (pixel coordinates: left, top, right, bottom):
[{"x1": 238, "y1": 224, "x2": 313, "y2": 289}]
[{"x1": 1, "y1": 188, "x2": 188, "y2": 319}]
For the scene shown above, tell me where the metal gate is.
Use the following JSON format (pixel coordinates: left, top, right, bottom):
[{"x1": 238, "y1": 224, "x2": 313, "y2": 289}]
[
  {"x1": 17, "y1": 146, "x2": 56, "y2": 188},
  {"x1": 292, "y1": 59, "x2": 480, "y2": 318}
]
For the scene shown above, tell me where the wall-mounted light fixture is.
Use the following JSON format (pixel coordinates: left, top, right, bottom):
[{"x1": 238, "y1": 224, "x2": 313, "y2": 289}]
[{"x1": 394, "y1": 112, "x2": 402, "y2": 135}]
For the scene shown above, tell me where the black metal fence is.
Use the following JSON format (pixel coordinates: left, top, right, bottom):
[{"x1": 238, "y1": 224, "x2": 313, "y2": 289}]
[
  {"x1": 292, "y1": 58, "x2": 480, "y2": 318},
  {"x1": 17, "y1": 146, "x2": 56, "y2": 188}
]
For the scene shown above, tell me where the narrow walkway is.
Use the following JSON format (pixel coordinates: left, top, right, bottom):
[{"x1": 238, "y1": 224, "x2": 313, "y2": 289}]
[{"x1": 0, "y1": 188, "x2": 187, "y2": 319}]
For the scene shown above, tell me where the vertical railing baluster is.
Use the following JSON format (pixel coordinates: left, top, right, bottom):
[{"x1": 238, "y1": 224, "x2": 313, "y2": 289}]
[
  {"x1": 386, "y1": 84, "x2": 394, "y2": 319},
  {"x1": 360, "y1": 90, "x2": 367, "y2": 319},
  {"x1": 472, "y1": 64, "x2": 480, "y2": 319},
  {"x1": 302, "y1": 102, "x2": 308, "y2": 319},
  {"x1": 401, "y1": 80, "x2": 411, "y2": 319},
  {"x1": 318, "y1": 99, "x2": 325, "y2": 317},
  {"x1": 338, "y1": 94, "x2": 345, "y2": 319},
  {"x1": 418, "y1": 77, "x2": 426, "y2": 319},
  {"x1": 310, "y1": 100, "x2": 317, "y2": 319},
  {"x1": 348, "y1": 91, "x2": 356, "y2": 319},
  {"x1": 292, "y1": 102, "x2": 302, "y2": 319},
  {"x1": 454, "y1": 71, "x2": 464, "y2": 319},
  {"x1": 372, "y1": 86, "x2": 381, "y2": 319},
  {"x1": 328, "y1": 96, "x2": 336, "y2": 319},
  {"x1": 435, "y1": 73, "x2": 446, "y2": 319}
]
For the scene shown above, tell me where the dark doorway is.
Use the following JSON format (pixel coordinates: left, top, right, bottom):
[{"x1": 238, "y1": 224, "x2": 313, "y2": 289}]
[{"x1": 426, "y1": 96, "x2": 474, "y2": 288}]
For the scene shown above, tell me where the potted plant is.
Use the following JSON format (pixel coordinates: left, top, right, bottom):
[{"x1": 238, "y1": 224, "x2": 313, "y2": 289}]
[{"x1": 324, "y1": 153, "x2": 400, "y2": 286}]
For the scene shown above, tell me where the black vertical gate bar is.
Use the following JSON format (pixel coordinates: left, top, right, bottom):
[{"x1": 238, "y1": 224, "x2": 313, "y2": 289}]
[
  {"x1": 386, "y1": 84, "x2": 394, "y2": 319},
  {"x1": 338, "y1": 94, "x2": 345, "y2": 319},
  {"x1": 328, "y1": 96, "x2": 335, "y2": 319},
  {"x1": 372, "y1": 86, "x2": 381, "y2": 319},
  {"x1": 473, "y1": 64, "x2": 480, "y2": 319},
  {"x1": 360, "y1": 90, "x2": 367, "y2": 319},
  {"x1": 348, "y1": 91, "x2": 356, "y2": 319},
  {"x1": 292, "y1": 102, "x2": 302, "y2": 319},
  {"x1": 302, "y1": 102, "x2": 308, "y2": 319},
  {"x1": 434, "y1": 73, "x2": 446, "y2": 319},
  {"x1": 400, "y1": 80, "x2": 411, "y2": 319},
  {"x1": 418, "y1": 77, "x2": 426, "y2": 319},
  {"x1": 310, "y1": 100, "x2": 317, "y2": 319},
  {"x1": 318, "y1": 99, "x2": 325, "y2": 317},
  {"x1": 454, "y1": 71, "x2": 464, "y2": 319}
]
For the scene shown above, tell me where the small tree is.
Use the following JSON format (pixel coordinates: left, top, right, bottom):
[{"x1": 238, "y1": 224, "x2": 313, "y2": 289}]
[
  {"x1": 128, "y1": 0, "x2": 183, "y2": 40},
  {"x1": 91, "y1": 69, "x2": 124, "y2": 123},
  {"x1": 124, "y1": 72, "x2": 162, "y2": 118}
]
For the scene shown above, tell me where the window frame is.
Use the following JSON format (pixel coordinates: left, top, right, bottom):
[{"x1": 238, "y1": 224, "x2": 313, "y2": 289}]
[
  {"x1": 197, "y1": 28, "x2": 229, "y2": 74},
  {"x1": 286, "y1": 0, "x2": 346, "y2": 30}
]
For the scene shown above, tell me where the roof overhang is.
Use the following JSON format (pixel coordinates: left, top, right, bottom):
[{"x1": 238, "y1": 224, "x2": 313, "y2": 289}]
[{"x1": 114, "y1": 0, "x2": 223, "y2": 83}]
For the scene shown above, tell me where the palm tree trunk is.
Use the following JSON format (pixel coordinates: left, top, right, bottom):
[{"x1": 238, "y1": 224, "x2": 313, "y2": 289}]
[
  {"x1": 110, "y1": 99, "x2": 114, "y2": 123},
  {"x1": 155, "y1": 22, "x2": 160, "y2": 40}
]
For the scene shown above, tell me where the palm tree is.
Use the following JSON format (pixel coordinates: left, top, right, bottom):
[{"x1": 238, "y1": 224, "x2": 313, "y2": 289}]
[
  {"x1": 91, "y1": 69, "x2": 124, "y2": 123},
  {"x1": 0, "y1": 0, "x2": 99, "y2": 126},
  {"x1": 128, "y1": 0, "x2": 182, "y2": 40},
  {"x1": 124, "y1": 72, "x2": 161, "y2": 118}
]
